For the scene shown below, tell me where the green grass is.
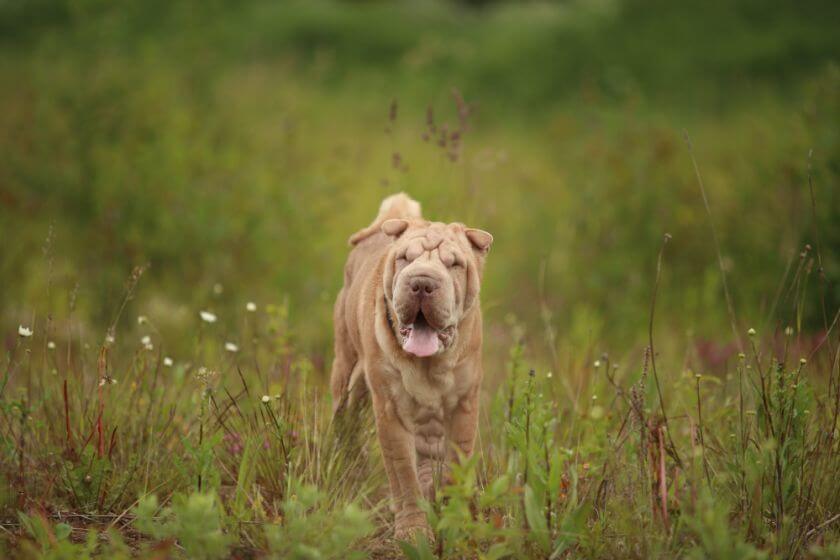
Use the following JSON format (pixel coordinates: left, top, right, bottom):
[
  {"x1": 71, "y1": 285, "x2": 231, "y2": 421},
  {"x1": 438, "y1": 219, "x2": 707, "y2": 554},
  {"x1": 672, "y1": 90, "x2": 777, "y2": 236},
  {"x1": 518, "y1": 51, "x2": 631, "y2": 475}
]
[
  {"x1": 1, "y1": 247, "x2": 839, "y2": 558},
  {"x1": 1, "y1": 0, "x2": 840, "y2": 557}
]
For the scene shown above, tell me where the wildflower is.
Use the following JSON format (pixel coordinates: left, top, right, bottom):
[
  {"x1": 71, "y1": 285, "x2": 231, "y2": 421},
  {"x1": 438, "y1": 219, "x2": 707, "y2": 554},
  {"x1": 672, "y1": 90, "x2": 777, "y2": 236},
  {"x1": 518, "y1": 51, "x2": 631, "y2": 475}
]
[
  {"x1": 199, "y1": 310, "x2": 217, "y2": 323},
  {"x1": 163, "y1": 357, "x2": 173, "y2": 367},
  {"x1": 784, "y1": 326, "x2": 794, "y2": 336},
  {"x1": 261, "y1": 395, "x2": 271, "y2": 404},
  {"x1": 593, "y1": 360, "x2": 601, "y2": 368},
  {"x1": 799, "y1": 357, "x2": 807, "y2": 365},
  {"x1": 225, "y1": 342, "x2": 239, "y2": 353},
  {"x1": 18, "y1": 325, "x2": 33, "y2": 337},
  {"x1": 195, "y1": 367, "x2": 217, "y2": 385},
  {"x1": 546, "y1": 371, "x2": 553, "y2": 378},
  {"x1": 105, "y1": 334, "x2": 115, "y2": 344},
  {"x1": 747, "y1": 328, "x2": 756, "y2": 337},
  {"x1": 137, "y1": 315, "x2": 148, "y2": 325},
  {"x1": 47, "y1": 341, "x2": 56, "y2": 350},
  {"x1": 695, "y1": 373, "x2": 702, "y2": 379},
  {"x1": 246, "y1": 302, "x2": 257, "y2": 312},
  {"x1": 141, "y1": 335, "x2": 153, "y2": 351},
  {"x1": 99, "y1": 376, "x2": 117, "y2": 387},
  {"x1": 738, "y1": 352, "x2": 746, "y2": 360}
]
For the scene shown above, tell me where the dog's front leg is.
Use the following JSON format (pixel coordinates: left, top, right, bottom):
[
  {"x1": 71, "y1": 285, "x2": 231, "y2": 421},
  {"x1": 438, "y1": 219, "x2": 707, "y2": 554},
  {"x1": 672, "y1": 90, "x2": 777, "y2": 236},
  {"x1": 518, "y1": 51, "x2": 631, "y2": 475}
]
[
  {"x1": 370, "y1": 387, "x2": 431, "y2": 540},
  {"x1": 447, "y1": 385, "x2": 480, "y2": 464},
  {"x1": 415, "y1": 407, "x2": 446, "y2": 502}
]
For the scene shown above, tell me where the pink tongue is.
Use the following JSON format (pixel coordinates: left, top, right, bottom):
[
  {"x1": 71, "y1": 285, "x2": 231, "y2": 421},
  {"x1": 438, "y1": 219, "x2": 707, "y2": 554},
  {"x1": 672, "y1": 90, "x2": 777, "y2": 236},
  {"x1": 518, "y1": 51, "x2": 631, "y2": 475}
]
[{"x1": 403, "y1": 325, "x2": 440, "y2": 357}]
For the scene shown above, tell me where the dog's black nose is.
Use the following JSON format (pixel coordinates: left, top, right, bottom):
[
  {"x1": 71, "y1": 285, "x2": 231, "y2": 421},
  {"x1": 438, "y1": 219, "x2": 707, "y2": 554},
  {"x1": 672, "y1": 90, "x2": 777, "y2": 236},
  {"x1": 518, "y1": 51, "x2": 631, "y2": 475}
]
[{"x1": 409, "y1": 276, "x2": 438, "y2": 296}]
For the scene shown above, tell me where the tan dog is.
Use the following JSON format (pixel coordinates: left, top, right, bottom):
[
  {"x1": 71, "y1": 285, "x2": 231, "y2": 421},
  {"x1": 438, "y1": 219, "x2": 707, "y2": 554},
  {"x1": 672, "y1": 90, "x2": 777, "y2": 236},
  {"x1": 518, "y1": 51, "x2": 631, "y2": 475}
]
[{"x1": 330, "y1": 193, "x2": 492, "y2": 540}]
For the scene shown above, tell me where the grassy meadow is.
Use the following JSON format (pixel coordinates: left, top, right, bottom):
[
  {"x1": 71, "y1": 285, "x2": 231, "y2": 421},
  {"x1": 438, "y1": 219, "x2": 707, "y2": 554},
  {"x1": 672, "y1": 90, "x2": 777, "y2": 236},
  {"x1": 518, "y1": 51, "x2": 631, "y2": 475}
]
[{"x1": 1, "y1": 0, "x2": 840, "y2": 557}]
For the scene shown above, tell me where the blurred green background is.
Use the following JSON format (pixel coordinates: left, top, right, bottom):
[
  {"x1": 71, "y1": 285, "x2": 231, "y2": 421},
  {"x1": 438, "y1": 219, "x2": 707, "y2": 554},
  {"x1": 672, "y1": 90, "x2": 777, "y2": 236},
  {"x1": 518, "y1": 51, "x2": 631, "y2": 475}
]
[{"x1": 1, "y1": 0, "x2": 838, "y2": 357}]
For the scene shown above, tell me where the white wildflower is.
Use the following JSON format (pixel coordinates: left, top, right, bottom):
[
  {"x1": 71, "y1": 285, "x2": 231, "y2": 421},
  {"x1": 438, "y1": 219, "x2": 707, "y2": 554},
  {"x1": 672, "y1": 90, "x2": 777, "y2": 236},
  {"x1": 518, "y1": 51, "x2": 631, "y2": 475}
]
[
  {"x1": 593, "y1": 360, "x2": 601, "y2": 368},
  {"x1": 747, "y1": 327, "x2": 756, "y2": 337},
  {"x1": 137, "y1": 315, "x2": 148, "y2": 325},
  {"x1": 546, "y1": 371, "x2": 553, "y2": 379},
  {"x1": 163, "y1": 357, "x2": 173, "y2": 367},
  {"x1": 246, "y1": 302, "x2": 257, "y2": 312},
  {"x1": 225, "y1": 342, "x2": 239, "y2": 353},
  {"x1": 199, "y1": 310, "x2": 217, "y2": 323},
  {"x1": 195, "y1": 367, "x2": 216, "y2": 384},
  {"x1": 18, "y1": 325, "x2": 33, "y2": 337},
  {"x1": 261, "y1": 395, "x2": 271, "y2": 404},
  {"x1": 47, "y1": 341, "x2": 56, "y2": 350}
]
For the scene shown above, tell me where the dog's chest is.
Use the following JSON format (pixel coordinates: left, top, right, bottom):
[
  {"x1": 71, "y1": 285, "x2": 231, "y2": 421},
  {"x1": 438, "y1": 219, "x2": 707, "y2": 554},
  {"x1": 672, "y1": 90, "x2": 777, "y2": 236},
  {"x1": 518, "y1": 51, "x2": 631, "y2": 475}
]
[{"x1": 395, "y1": 362, "x2": 459, "y2": 413}]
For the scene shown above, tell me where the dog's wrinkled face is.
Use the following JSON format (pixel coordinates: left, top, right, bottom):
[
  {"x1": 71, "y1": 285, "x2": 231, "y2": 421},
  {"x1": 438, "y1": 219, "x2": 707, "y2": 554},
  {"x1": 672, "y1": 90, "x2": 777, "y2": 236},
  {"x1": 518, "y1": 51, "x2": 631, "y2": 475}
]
[{"x1": 382, "y1": 219, "x2": 492, "y2": 358}]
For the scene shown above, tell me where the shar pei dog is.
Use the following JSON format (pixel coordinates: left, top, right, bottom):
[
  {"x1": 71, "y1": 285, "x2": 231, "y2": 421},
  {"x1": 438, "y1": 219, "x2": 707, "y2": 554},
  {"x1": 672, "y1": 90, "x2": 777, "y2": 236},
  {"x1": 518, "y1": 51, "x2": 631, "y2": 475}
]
[{"x1": 330, "y1": 193, "x2": 493, "y2": 540}]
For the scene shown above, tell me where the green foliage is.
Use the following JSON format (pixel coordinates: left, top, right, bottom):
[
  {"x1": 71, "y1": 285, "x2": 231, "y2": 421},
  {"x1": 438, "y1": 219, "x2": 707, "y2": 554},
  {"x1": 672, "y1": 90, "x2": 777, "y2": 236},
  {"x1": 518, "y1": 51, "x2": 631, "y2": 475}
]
[
  {"x1": 134, "y1": 492, "x2": 232, "y2": 559},
  {"x1": 1, "y1": 0, "x2": 838, "y2": 351},
  {"x1": 16, "y1": 512, "x2": 131, "y2": 560},
  {"x1": 263, "y1": 483, "x2": 373, "y2": 560},
  {"x1": 425, "y1": 454, "x2": 521, "y2": 558},
  {"x1": 683, "y1": 489, "x2": 767, "y2": 560}
]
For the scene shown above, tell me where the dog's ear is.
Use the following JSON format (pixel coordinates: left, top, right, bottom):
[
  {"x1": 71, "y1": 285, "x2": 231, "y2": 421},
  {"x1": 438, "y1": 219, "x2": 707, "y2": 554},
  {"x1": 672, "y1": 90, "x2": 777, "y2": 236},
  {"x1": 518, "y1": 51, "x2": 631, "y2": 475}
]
[
  {"x1": 381, "y1": 218, "x2": 410, "y2": 238},
  {"x1": 465, "y1": 228, "x2": 493, "y2": 254},
  {"x1": 348, "y1": 225, "x2": 377, "y2": 246},
  {"x1": 348, "y1": 218, "x2": 411, "y2": 246}
]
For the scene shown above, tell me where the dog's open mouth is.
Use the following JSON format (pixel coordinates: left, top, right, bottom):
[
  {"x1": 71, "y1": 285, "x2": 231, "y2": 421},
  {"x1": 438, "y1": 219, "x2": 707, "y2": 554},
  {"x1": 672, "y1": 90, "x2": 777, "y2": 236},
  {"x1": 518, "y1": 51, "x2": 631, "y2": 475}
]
[{"x1": 399, "y1": 310, "x2": 444, "y2": 357}]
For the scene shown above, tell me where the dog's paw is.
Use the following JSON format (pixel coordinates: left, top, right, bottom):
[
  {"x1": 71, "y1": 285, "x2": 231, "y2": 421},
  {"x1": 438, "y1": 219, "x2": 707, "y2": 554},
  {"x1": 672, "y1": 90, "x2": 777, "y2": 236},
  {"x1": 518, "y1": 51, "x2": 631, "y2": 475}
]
[
  {"x1": 394, "y1": 523, "x2": 434, "y2": 543},
  {"x1": 394, "y1": 511, "x2": 433, "y2": 543}
]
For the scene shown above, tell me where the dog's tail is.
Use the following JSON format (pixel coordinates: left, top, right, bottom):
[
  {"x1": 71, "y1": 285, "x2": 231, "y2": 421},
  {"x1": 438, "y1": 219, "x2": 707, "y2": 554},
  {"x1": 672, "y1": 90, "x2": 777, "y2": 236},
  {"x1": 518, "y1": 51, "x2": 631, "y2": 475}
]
[{"x1": 348, "y1": 192, "x2": 422, "y2": 245}]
